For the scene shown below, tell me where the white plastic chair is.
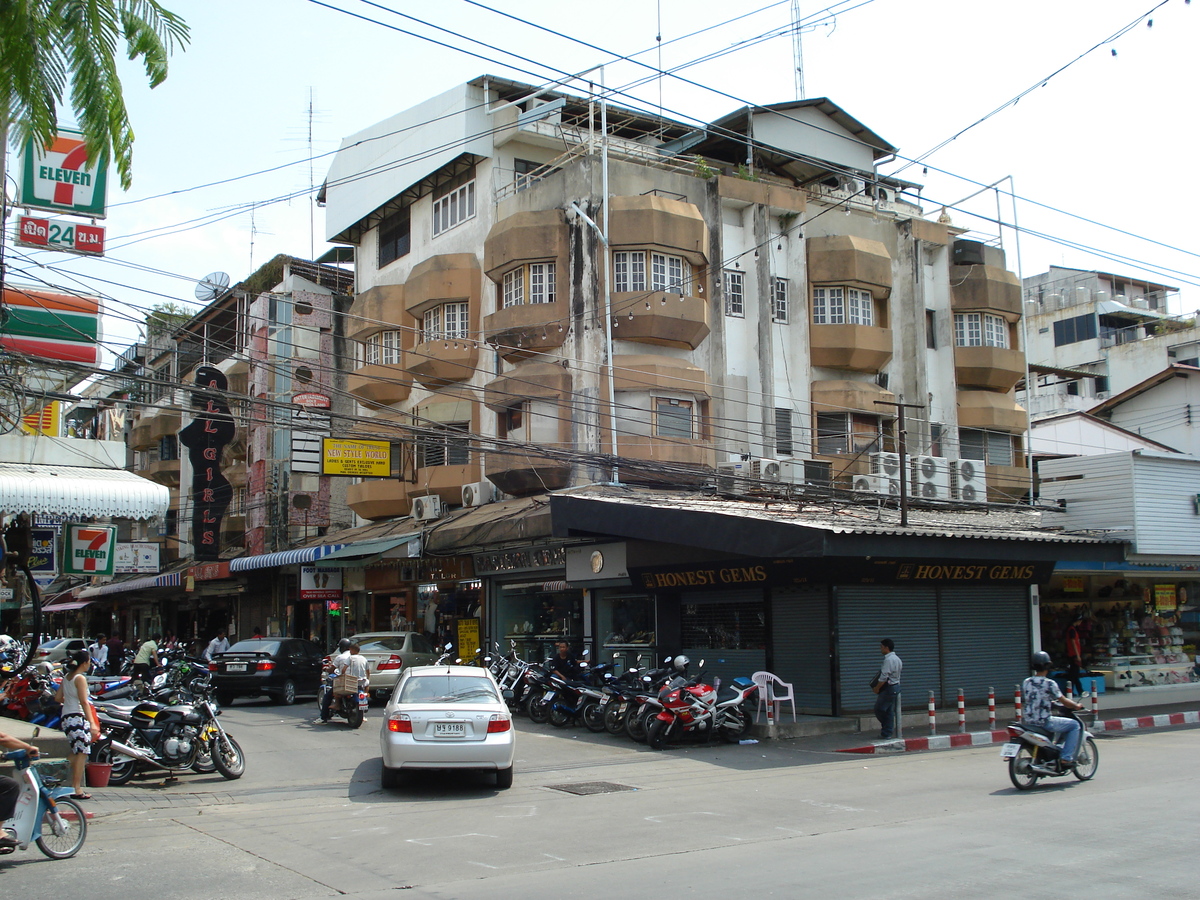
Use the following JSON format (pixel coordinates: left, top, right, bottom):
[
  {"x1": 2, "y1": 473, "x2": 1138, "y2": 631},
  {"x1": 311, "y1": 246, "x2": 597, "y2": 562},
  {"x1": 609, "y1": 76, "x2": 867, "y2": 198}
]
[{"x1": 751, "y1": 671, "x2": 796, "y2": 723}]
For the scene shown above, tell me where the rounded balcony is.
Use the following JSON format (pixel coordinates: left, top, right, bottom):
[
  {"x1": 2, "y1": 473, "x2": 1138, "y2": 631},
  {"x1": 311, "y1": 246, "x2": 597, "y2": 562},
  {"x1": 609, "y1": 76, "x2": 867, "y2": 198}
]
[
  {"x1": 348, "y1": 283, "x2": 406, "y2": 342},
  {"x1": 956, "y1": 390, "x2": 1027, "y2": 433},
  {"x1": 807, "y1": 235, "x2": 892, "y2": 296},
  {"x1": 347, "y1": 479, "x2": 411, "y2": 521},
  {"x1": 349, "y1": 362, "x2": 413, "y2": 407},
  {"x1": 954, "y1": 345, "x2": 1026, "y2": 392},
  {"x1": 950, "y1": 265, "x2": 1021, "y2": 316},
  {"x1": 407, "y1": 340, "x2": 480, "y2": 388},
  {"x1": 810, "y1": 323, "x2": 894, "y2": 372},
  {"x1": 483, "y1": 301, "x2": 569, "y2": 362},
  {"x1": 610, "y1": 291, "x2": 710, "y2": 349},
  {"x1": 609, "y1": 195, "x2": 708, "y2": 265}
]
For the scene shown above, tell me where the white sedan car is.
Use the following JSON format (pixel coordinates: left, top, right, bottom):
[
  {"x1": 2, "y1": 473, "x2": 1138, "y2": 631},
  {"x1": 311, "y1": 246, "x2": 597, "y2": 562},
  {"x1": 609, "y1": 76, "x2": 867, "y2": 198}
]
[{"x1": 380, "y1": 665, "x2": 515, "y2": 790}]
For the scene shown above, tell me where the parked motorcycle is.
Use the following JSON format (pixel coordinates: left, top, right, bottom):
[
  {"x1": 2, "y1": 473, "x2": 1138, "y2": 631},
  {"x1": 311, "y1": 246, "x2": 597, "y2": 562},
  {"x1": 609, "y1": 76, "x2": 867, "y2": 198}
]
[
  {"x1": 1001, "y1": 705, "x2": 1099, "y2": 789},
  {"x1": 95, "y1": 686, "x2": 244, "y2": 783},
  {"x1": 0, "y1": 746, "x2": 87, "y2": 859},
  {"x1": 647, "y1": 659, "x2": 757, "y2": 749}
]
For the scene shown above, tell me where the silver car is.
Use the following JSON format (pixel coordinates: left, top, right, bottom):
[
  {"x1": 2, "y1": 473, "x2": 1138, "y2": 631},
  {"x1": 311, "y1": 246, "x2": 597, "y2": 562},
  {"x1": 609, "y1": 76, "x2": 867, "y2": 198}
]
[
  {"x1": 379, "y1": 665, "x2": 515, "y2": 790},
  {"x1": 348, "y1": 632, "x2": 438, "y2": 699}
]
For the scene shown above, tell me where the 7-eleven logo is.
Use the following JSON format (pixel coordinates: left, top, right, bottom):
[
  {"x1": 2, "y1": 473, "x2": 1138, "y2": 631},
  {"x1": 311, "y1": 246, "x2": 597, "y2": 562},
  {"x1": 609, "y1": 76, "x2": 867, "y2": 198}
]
[
  {"x1": 66, "y1": 525, "x2": 117, "y2": 576},
  {"x1": 19, "y1": 129, "x2": 108, "y2": 218}
]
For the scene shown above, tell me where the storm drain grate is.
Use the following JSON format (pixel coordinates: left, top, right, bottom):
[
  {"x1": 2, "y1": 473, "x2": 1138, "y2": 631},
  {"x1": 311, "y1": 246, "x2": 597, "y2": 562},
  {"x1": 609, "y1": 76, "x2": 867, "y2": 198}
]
[{"x1": 545, "y1": 781, "x2": 636, "y2": 796}]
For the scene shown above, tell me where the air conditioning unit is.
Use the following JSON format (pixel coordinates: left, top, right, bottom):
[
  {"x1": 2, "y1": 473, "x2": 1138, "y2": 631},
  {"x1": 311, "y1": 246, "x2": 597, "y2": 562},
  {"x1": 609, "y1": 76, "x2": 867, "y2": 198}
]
[
  {"x1": 910, "y1": 455, "x2": 951, "y2": 501},
  {"x1": 853, "y1": 473, "x2": 901, "y2": 495},
  {"x1": 759, "y1": 459, "x2": 782, "y2": 482},
  {"x1": 411, "y1": 495, "x2": 443, "y2": 521},
  {"x1": 949, "y1": 459, "x2": 988, "y2": 502},
  {"x1": 716, "y1": 457, "x2": 774, "y2": 491},
  {"x1": 461, "y1": 481, "x2": 495, "y2": 508},
  {"x1": 870, "y1": 452, "x2": 903, "y2": 478}
]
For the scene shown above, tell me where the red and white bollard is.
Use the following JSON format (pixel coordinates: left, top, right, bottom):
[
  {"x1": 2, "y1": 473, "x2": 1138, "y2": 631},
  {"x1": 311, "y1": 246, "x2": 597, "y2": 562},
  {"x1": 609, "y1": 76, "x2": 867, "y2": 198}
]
[
  {"x1": 928, "y1": 691, "x2": 937, "y2": 734},
  {"x1": 1091, "y1": 688, "x2": 1100, "y2": 718},
  {"x1": 1014, "y1": 684, "x2": 1022, "y2": 721},
  {"x1": 957, "y1": 688, "x2": 966, "y2": 733},
  {"x1": 1065, "y1": 681, "x2": 1074, "y2": 700},
  {"x1": 988, "y1": 687, "x2": 996, "y2": 730}
]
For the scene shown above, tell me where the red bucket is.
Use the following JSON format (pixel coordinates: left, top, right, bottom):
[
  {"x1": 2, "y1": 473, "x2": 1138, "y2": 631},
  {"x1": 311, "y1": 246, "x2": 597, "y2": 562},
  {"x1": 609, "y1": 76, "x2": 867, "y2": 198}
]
[{"x1": 85, "y1": 762, "x2": 112, "y2": 788}]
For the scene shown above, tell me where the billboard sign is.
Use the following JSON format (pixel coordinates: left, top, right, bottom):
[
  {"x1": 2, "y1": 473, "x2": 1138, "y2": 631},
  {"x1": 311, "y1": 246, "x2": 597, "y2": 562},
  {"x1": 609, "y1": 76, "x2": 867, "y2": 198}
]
[
  {"x1": 16, "y1": 214, "x2": 105, "y2": 256},
  {"x1": 322, "y1": 438, "x2": 391, "y2": 477},
  {"x1": 63, "y1": 524, "x2": 118, "y2": 576},
  {"x1": 0, "y1": 287, "x2": 101, "y2": 364},
  {"x1": 17, "y1": 129, "x2": 108, "y2": 218},
  {"x1": 300, "y1": 565, "x2": 342, "y2": 600},
  {"x1": 114, "y1": 542, "x2": 161, "y2": 575}
]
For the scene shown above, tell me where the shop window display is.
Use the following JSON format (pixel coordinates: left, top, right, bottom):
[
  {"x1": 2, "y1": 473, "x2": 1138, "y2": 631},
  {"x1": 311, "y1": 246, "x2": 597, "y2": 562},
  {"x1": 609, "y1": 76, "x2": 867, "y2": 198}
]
[
  {"x1": 496, "y1": 582, "x2": 583, "y2": 661},
  {"x1": 681, "y1": 600, "x2": 766, "y2": 651}
]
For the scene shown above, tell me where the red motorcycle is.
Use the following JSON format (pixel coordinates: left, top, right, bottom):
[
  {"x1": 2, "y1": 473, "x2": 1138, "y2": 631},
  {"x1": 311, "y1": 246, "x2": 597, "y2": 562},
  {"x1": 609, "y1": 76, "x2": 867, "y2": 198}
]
[
  {"x1": 646, "y1": 657, "x2": 757, "y2": 749},
  {"x1": 0, "y1": 664, "x2": 61, "y2": 724}
]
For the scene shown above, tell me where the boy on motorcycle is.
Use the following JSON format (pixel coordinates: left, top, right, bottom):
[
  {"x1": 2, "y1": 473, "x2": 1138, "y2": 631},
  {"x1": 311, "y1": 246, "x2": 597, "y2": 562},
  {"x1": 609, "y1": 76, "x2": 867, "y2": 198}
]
[
  {"x1": 1022, "y1": 651, "x2": 1083, "y2": 771},
  {"x1": 0, "y1": 729, "x2": 40, "y2": 848}
]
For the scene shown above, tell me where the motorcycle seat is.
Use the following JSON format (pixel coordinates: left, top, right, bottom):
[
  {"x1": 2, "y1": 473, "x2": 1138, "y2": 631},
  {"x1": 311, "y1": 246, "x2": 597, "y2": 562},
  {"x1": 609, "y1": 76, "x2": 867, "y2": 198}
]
[{"x1": 1018, "y1": 721, "x2": 1055, "y2": 739}]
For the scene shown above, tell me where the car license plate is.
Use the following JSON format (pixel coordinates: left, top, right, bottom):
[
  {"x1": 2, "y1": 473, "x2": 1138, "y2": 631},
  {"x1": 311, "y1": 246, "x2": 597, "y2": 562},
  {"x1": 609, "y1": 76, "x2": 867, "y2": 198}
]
[
  {"x1": 225, "y1": 663, "x2": 247, "y2": 673},
  {"x1": 1000, "y1": 742, "x2": 1020, "y2": 759},
  {"x1": 435, "y1": 722, "x2": 464, "y2": 736}
]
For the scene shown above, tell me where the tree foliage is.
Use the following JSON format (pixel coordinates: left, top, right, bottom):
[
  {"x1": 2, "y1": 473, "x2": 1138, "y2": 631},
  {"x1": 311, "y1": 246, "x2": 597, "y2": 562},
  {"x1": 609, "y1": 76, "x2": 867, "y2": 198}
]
[{"x1": 0, "y1": 0, "x2": 190, "y2": 190}]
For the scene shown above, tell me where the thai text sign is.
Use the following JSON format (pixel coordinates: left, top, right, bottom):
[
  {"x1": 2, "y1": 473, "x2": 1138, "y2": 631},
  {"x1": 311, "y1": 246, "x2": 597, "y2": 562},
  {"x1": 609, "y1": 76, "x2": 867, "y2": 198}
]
[
  {"x1": 63, "y1": 524, "x2": 118, "y2": 576},
  {"x1": 16, "y1": 214, "x2": 105, "y2": 256},
  {"x1": 18, "y1": 129, "x2": 108, "y2": 217},
  {"x1": 322, "y1": 438, "x2": 391, "y2": 477}
]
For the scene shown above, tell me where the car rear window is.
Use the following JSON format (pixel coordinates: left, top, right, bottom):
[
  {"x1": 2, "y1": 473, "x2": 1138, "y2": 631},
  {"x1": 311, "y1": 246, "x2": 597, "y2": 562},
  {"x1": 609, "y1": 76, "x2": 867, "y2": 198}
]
[
  {"x1": 42, "y1": 639, "x2": 66, "y2": 648},
  {"x1": 399, "y1": 675, "x2": 499, "y2": 703},
  {"x1": 357, "y1": 637, "x2": 405, "y2": 652},
  {"x1": 226, "y1": 640, "x2": 281, "y2": 655}
]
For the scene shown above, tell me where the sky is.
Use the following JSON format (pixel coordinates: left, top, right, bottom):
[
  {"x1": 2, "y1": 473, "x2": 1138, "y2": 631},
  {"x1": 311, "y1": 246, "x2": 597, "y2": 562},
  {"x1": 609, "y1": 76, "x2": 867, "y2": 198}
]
[{"x1": 5, "y1": 0, "x2": 1198, "y2": 365}]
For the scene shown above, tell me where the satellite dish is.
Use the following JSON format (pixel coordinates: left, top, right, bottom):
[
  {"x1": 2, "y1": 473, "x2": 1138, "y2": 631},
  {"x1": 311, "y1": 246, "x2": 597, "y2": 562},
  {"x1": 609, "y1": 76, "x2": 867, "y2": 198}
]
[{"x1": 195, "y1": 271, "x2": 231, "y2": 303}]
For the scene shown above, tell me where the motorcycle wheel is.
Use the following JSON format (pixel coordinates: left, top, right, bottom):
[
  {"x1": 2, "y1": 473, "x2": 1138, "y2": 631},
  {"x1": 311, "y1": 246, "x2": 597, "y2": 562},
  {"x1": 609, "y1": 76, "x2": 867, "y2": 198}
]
[
  {"x1": 348, "y1": 707, "x2": 364, "y2": 729},
  {"x1": 604, "y1": 702, "x2": 627, "y2": 736},
  {"x1": 548, "y1": 705, "x2": 572, "y2": 728},
  {"x1": 213, "y1": 733, "x2": 245, "y2": 780},
  {"x1": 582, "y1": 701, "x2": 607, "y2": 733},
  {"x1": 1008, "y1": 745, "x2": 1040, "y2": 791},
  {"x1": 36, "y1": 797, "x2": 87, "y2": 859},
  {"x1": 719, "y1": 706, "x2": 751, "y2": 743},
  {"x1": 192, "y1": 739, "x2": 216, "y2": 774},
  {"x1": 626, "y1": 706, "x2": 652, "y2": 743},
  {"x1": 107, "y1": 744, "x2": 141, "y2": 785},
  {"x1": 647, "y1": 717, "x2": 672, "y2": 750},
  {"x1": 527, "y1": 695, "x2": 551, "y2": 725},
  {"x1": 1073, "y1": 737, "x2": 1099, "y2": 781}
]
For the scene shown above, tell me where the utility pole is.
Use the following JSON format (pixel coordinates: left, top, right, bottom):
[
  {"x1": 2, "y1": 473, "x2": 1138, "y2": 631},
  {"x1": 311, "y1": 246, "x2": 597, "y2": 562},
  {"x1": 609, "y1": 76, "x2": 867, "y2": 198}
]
[{"x1": 874, "y1": 395, "x2": 924, "y2": 528}]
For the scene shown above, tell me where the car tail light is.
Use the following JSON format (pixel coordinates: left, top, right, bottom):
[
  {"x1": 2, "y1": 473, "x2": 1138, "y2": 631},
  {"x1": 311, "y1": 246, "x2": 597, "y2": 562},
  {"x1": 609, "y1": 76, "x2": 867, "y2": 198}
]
[
  {"x1": 387, "y1": 714, "x2": 412, "y2": 733},
  {"x1": 208, "y1": 662, "x2": 218, "y2": 672},
  {"x1": 377, "y1": 654, "x2": 403, "y2": 671},
  {"x1": 255, "y1": 661, "x2": 275, "y2": 672},
  {"x1": 487, "y1": 714, "x2": 512, "y2": 733}
]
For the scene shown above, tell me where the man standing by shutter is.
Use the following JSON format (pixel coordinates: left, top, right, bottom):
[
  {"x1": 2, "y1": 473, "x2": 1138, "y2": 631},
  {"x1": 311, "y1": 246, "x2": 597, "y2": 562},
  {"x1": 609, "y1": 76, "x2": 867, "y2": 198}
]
[{"x1": 873, "y1": 638, "x2": 903, "y2": 739}]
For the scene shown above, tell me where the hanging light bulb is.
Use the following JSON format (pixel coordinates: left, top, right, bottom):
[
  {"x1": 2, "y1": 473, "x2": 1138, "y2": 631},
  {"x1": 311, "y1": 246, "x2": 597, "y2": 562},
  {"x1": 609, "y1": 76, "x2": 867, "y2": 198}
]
[
  {"x1": 627, "y1": 311, "x2": 634, "y2": 320},
  {"x1": 557, "y1": 324, "x2": 563, "y2": 332},
  {"x1": 754, "y1": 248, "x2": 759, "y2": 260},
  {"x1": 645, "y1": 301, "x2": 651, "y2": 310},
  {"x1": 777, "y1": 241, "x2": 783, "y2": 251},
  {"x1": 612, "y1": 317, "x2": 618, "y2": 328}
]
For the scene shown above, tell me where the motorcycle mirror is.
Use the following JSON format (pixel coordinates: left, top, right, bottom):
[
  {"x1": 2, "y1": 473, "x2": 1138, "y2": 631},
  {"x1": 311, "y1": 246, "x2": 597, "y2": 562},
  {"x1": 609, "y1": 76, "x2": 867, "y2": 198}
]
[
  {"x1": 642, "y1": 675, "x2": 652, "y2": 682},
  {"x1": 582, "y1": 648, "x2": 590, "y2": 659},
  {"x1": 664, "y1": 656, "x2": 673, "y2": 665},
  {"x1": 699, "y1": 659, "x2": 706, "y2": 667}
]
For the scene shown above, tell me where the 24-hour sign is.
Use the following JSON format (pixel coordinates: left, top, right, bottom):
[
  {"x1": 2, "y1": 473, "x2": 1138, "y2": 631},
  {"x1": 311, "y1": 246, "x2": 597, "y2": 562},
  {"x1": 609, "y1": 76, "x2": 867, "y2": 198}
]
[{"x1": 16, "y1": 215, "x2": 105, "y2": 256}]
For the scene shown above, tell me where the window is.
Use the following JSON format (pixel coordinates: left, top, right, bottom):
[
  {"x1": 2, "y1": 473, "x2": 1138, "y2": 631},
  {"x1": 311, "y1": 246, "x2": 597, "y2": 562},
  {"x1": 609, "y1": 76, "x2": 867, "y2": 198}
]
[
  {"x1": 775, "y1": 408, "x2": 793, "y2": 455},
  {"x1": 613, "y1": 251, "x2": 646, "y2": 292},
  {"x1": 771, "y1": 277, "x2": 789, "y2": 324},
  {"x1": 421, "y1": 302, "x2": 469, "y2": 342},
  {"x1": 514, "y1": 158, "x2": 553, "y2": 192},
  {"x1": 499, "y1": 403, "x2": 524, "y2": 440},
  {"x1": 432, "y1": 180, "x2": 475, "y2": 236},
  {"x1": 812, "y1": 287, "x2": 874, "y2": 325},
  {"x1": 655, "y1": 398, "x2": 693, "y2": 438},
  {"x1": 363, "y1": 330, "x2": 403, "y2": 366},
  {"x1": 926, "y1": 309, "x2": 937, "y2": 349},
  {"x1": 378, "y1": 206, "x2": 411, "y2": 267},
  {"x1": 151, "y1": 363, "x2": 171, "y2": 402},
  {"x1": 959, "y1": 428, "x2": 1014, "y2": 466},
  {"x1": 724, "y1": 270, "x2": 744, "y2": 317},
  {"x1": 1053, "y1": 312, "x2": 1097, "y2": 347},
  {"x1": 651, "y1": 253, "x2": 685, "y2": 292},
  {"x1": 418, "y1": 422, "x2": 471, "y2": 467},
  {"x1": 954, "y1": 313, "x2": 1009, "y2": 348},
  {"x1": 816, "y1": 412, "x2": 883, "y2": 455},
  {"x1": 503, "y1": 263, "x2": 556, "y2": 308},
  {"x1": 158, "y1": 436, "x2": 179, "y2": 462}
]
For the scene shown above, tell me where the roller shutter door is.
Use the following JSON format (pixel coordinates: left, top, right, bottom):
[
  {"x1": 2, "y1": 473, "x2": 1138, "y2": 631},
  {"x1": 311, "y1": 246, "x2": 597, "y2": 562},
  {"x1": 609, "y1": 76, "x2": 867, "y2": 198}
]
[
  {"x1": 940, "y1": 586, "x2": 1029, "y2": 703},
  {"x1": 772, "y1": 587, "x2": 832, "y2": 714},
  {"x1": 680, "y1": 590, "x2": 766, "y2": 687},
  {"x1": 837, "y1": 586, "x2": 939, "y2": 714}
]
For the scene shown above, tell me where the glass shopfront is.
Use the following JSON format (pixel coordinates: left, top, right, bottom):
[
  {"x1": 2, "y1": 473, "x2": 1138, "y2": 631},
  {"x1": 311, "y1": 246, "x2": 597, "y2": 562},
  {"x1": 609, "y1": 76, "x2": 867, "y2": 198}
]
[
  {"x1": 596, "y1": 592, "x2": 656, "y2": 671},
  {"x1": 494, "y1": 580, "x2": 584, "y2": 662}
]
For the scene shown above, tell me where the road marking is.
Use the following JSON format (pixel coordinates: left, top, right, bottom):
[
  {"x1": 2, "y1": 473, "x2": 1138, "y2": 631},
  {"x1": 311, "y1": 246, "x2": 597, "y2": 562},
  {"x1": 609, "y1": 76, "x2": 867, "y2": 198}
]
[
  {"x1": 494, "y1": 805, "x2": 538, "y2": 818},
  {"x1": 644, "y1": 811, "x2": 726, "y2": 824},
  {"x1": 796, "y1": 799, "x2": 864, "y2": 812},
  {"x1": 406, "y1": 832, "x2": 495, "y2": 846}
]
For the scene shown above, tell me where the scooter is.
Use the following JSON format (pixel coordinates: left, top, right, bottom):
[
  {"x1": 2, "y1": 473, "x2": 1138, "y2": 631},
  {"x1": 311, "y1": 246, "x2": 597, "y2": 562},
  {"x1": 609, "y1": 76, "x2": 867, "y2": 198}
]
[
  {"x1": 317, "y1": 671, "x2": 369, "y2": 728},
  {"x1": 1, "y1": 745, "x2": 88, "y2": 859},
  {"x1": 1001, "y1": 705, "x2": 1100, "y2": 790}
]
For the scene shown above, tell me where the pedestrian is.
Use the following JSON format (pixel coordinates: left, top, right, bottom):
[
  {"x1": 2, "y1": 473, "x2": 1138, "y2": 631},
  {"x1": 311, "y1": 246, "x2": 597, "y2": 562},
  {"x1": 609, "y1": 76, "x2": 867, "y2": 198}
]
[
  {"x1": 252, "y1": 625, "x2": 264, "y2": 639},
  {"x1": 131, "y1": 633, "x2": 160, "y2": 681},
  {"x1": 204, "y1": 628, "x2": 230, "y2": 661},
  {"x1": 873, "y1": 638, "x2": 903, "y2": 740},
  {"x1": 107, "y1": 633, "x2": 125, "y2": 670},
  {"x1": 1064, "y1": 615, "x2": 1085, "y2": 696},
  {"x1": 54, "y1": 649, "x2": 99, "y2": 800},
  {"x1": 87, "y1": 633, "x2": 109, "y2": 675},
  {"x1": 0, "y1": 729, "x2": 41, "y2": 847}
]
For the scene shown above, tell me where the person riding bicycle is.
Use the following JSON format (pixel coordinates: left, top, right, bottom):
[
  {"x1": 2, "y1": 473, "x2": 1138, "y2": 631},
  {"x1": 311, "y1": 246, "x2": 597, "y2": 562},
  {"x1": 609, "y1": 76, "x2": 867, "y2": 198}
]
[{"x1": 1022, "y1": 650, "x2": 1083, "y2": 771}]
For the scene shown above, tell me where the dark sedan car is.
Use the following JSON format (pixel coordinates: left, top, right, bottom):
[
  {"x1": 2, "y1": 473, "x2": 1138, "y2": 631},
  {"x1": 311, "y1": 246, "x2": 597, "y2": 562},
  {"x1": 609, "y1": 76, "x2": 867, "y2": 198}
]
[{"x1": 208, "y1": 638, "x2": 324, "y2": 705}]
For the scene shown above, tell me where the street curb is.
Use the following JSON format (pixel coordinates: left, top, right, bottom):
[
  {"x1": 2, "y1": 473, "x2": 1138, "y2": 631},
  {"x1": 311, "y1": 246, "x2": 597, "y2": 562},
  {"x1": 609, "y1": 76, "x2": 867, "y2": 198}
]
[{"x1": 836, "y1": 709, "x2": 1200, "y2": 754}]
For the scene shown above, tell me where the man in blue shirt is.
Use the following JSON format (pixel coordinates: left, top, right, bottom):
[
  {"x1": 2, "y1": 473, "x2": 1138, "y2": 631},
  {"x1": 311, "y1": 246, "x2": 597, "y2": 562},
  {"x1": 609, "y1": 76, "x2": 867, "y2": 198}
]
[
  {"x1": 1022, "y1": 651, "x2": 1083, "y2": 770},
  {"x1": 874, "y1": 638, "x2": 902, "y2": 739}
]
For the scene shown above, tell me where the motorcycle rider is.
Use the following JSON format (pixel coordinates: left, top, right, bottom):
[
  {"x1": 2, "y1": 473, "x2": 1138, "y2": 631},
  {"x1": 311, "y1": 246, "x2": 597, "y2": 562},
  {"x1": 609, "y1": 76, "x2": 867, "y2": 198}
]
[
  {"x1": 547, "y1": 641, "x2": 579, "y2": 679},
  {"x1": 1022, "y1": 650, "x2": 1083, "y2": 772},
  {"x1": 87, "y1": 634, "x2": 109, "y2": 676},
  {"x1": 0, "y1": 729, "x2": 40, "y2": 848},
  {"x1": 318, "y1": 639, "x2": 352, "y2": 723}
]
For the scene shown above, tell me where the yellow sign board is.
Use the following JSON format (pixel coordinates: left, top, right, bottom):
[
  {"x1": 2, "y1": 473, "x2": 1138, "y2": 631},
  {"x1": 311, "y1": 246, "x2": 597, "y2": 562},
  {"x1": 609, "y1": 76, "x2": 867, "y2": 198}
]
[
  {"x1": 322, "y1": 438, "x2": 391, "y2": 477},
  {"x1": 457, "y1": 617, "x2": 481, "y2": 660}
]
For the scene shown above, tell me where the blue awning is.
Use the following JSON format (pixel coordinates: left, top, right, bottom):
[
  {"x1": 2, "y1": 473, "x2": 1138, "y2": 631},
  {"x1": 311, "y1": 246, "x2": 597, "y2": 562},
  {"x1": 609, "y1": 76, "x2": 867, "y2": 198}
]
[{"x1": 229, "y1": 544, "x2": 346, "y2": 573}]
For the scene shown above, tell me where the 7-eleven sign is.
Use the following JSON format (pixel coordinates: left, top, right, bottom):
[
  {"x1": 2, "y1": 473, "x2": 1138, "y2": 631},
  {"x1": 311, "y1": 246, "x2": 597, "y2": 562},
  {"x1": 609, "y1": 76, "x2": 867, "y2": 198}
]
[
  {"x1": 18, "y1": 128, "x2": 108, "y2": 218},
  {"x1": 64, "y1": 525, "x2": 118, "y2": 576}
]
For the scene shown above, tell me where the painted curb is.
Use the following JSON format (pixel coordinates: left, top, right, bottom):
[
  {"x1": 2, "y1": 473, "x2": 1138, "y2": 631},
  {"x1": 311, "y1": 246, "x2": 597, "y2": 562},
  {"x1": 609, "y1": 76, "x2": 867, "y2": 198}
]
[{"x1": 837, "y1": 709, "x2": 1200, "y2": 754}]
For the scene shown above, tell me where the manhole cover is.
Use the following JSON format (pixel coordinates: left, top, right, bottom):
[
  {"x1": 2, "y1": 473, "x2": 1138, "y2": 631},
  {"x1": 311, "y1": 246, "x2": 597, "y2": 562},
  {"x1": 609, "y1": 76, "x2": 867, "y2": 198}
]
[{"x1": 545, "y1": 781, "x2": 635, "y2": 796}]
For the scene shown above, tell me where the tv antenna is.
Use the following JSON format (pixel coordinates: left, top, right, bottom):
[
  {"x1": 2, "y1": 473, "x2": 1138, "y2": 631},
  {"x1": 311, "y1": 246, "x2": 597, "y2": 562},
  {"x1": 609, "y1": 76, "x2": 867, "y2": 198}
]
[{"x1": 195, "y1": 271, "x2": 231, "y2": 304}]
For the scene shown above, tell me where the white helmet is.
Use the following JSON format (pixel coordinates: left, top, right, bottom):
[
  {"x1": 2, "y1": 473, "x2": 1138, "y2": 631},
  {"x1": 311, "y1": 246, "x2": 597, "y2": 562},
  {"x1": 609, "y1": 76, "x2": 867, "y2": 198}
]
[{"x1": 673, "y1": 655, "x2": 690, "y2": 671}]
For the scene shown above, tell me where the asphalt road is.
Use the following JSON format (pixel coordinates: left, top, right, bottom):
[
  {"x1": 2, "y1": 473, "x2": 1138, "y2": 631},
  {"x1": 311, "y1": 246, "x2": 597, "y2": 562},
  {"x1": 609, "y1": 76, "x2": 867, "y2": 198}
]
[{"x1": 2, "y1": 697, "x2": 1196, "y2": 899}]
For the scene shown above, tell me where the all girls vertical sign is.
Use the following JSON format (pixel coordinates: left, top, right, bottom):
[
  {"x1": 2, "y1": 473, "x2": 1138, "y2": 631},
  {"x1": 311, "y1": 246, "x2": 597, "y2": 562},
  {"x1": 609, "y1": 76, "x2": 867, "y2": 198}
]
[{"x1": 179, "y1": 366, "x2": 235, "y2": 561}]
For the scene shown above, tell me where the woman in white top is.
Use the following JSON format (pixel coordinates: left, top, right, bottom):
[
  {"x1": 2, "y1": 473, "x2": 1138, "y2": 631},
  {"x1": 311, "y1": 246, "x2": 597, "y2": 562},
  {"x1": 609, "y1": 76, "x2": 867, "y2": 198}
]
[{"x1": 55, "y1": 649, "x2": 99, "y2": 799}]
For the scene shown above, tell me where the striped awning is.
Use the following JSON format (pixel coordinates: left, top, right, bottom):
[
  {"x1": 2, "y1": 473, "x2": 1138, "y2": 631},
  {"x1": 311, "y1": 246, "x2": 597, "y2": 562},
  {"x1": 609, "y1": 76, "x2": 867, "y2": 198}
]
[
  {"x1": 0, "y1": 462, "x2": 169, "y2": 520},
  {"x1": 77, "y1": 571, "x2": 182, "y2": 599},
  {"x1": 229, "y1": 544, "x2": 346, "y2": 573}
]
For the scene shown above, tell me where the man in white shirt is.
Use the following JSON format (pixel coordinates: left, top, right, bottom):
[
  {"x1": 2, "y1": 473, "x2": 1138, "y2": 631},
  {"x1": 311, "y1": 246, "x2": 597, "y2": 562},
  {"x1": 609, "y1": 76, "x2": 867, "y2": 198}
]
[
  {"x1": 88, "y1": 634, "x2": 109, "y2": 675},
  {"x1": 203, "y1": 629, "x2": 230, "y2": 661},
  {"x1": 319, "y1": 639, "x2": 352, "y2": 723}
]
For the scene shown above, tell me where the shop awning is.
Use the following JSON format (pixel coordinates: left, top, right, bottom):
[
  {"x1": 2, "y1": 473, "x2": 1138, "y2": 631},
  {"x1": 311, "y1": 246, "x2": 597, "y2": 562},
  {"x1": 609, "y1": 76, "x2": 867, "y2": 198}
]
[
  {"x1": 78, "y1": 571, "x2": 182, "y2": 598},
  {"x1": 43, "y1": 599, "x2": 95, "y2": 612},
  {"x1": 229, "y1": 544, "x2": 347, "y2": 573},
  {"x1": 0, "y1": 462, "x2": 170, "y2": 520},
  {"x1": 314, "y1": 534, "x2": 421, "y2": 568}
]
